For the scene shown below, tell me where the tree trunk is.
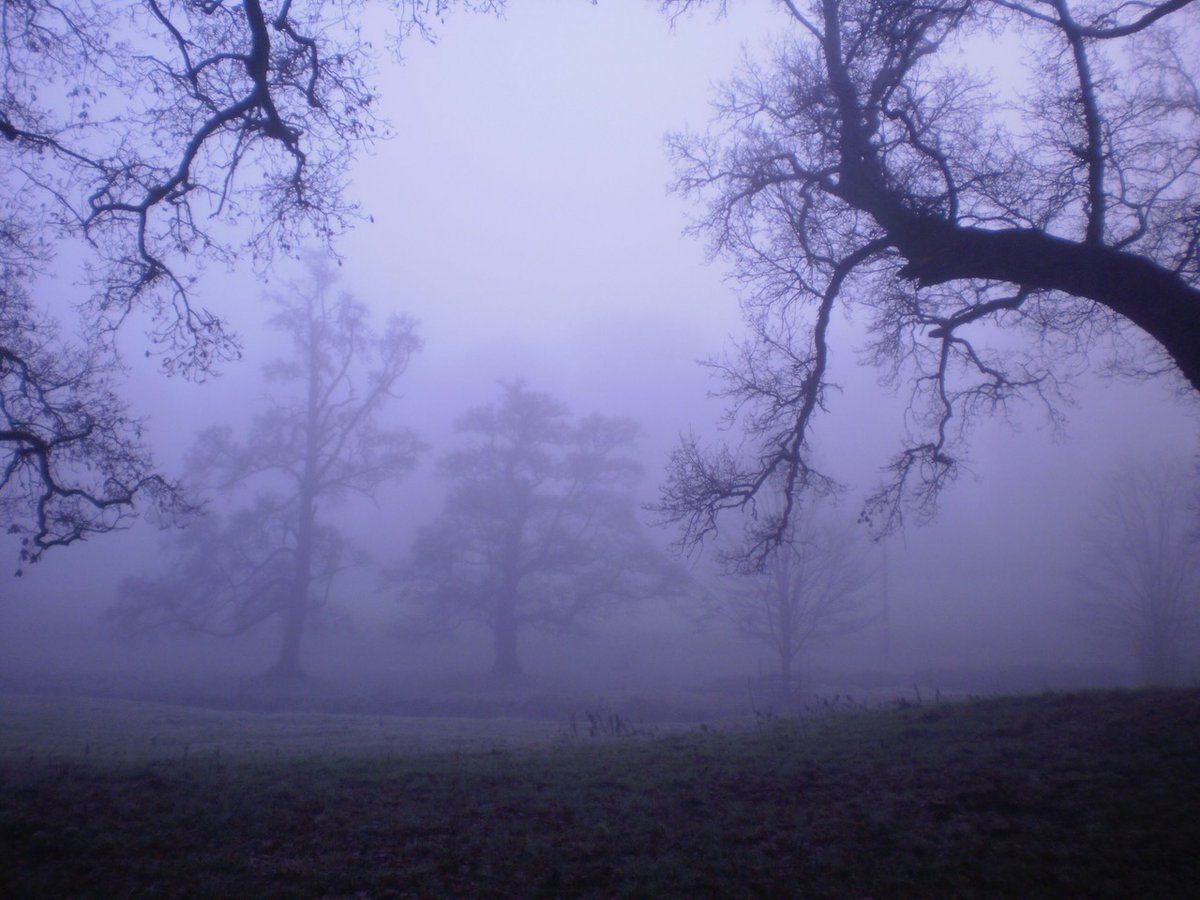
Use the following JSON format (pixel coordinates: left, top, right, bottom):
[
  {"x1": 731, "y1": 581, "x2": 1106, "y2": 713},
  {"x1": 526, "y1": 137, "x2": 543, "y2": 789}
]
[
  {"x1": 268, "y1": 328, "x2": 322, "y2": 681},
  {"x1": 269, "y1": 500, "x2": 313, "y2": 681},
  {"x1": 268, "y1": 484, "x2": 317, "y2": 681},
  {"x1": 1140, "y1": 621, "x2": 1181, "y2": 686},
  {"x1": 491, "y1": 603, "x2": 521, "y2": 681},
  {"x1": 269, "y1": 598, "x2": 307, "y2": 681},
  {"x1": 491, "y1": 519, "x2": 526, "y2": 680},
  {"x1": 779, "y1": 642, "x2": 795, "y2": 706}
]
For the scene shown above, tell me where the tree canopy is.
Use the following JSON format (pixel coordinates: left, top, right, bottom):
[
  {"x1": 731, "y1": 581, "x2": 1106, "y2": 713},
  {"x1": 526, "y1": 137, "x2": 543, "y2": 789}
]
[{"x1": 657, "y1": 0, "x2": 1200, "y2": 559}]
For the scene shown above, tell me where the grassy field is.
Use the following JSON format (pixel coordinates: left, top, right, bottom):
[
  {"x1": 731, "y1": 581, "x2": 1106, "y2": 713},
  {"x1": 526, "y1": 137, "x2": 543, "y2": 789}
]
[{"x1": 1, "y1": 688, "x2": 1197, "y2": 898}]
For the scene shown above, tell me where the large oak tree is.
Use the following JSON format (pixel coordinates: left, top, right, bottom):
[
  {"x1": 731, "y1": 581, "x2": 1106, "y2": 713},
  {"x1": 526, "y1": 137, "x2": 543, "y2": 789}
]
[
  {"x1": 395, "y1": 382, "x2": 675, "y2": 680},
  {"x1": 657, "y1": 0, "x2": 1200, "y2": 559}
]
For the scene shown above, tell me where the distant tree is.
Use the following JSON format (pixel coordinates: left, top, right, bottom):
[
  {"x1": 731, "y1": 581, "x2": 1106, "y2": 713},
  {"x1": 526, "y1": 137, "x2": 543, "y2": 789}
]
[
  {"x1": 1, "y1": 2, "x2": 497, "y2": 560},
  {"x1": 700, "y1": 500, "x2": 874, "y2": 702},
  {"x1": 394, "y1": 381, "x2": 675, "y2": 680},
  {"x1": 656, "y1": 0, "x2": 1200, "y2": 561},
  {"x1": 1078, "y1": 459, "x2": 1200, "y2": 685},
  {"x1": 111, "y1": 256, "x2": 423, "y2": 677}
]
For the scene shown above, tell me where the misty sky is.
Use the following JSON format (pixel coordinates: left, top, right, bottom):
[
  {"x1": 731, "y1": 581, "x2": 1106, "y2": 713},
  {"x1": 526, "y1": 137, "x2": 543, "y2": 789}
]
[{"x1": 5, "y1": 1, "x2": 1198, "y2": 680}]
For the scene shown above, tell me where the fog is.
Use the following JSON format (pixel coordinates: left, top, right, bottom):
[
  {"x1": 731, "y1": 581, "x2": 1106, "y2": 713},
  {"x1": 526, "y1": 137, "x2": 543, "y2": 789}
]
[{"x1": 2, "y1": 2, "x2": 1197, "y2": 720}]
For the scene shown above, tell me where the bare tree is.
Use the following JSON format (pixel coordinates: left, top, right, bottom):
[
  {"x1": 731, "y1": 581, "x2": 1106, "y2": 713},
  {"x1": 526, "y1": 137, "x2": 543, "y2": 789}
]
[
  {"x1": 0, "y1": 1, "x2": 496, "y2": 559},
  {"x1": 656, "y1": 0, "x2": 1200, "y2": 560},
  {"x1": 1078, "y1": 458, "x2": 1200, "y2": 684},
  {"x1": 700, "y1": 500, "x2": 874, "y2": 702},
  {"x1": 112, "y1": 255, "x2": 423, "y2": 677},
  {"x1": 0, "y1": 271, "x2": 186, "y2": 569},
  {"x1": 2, "y1": 1, "x2": 500, "y2": 369},
  {"x1": 394, "y1": 381, "x2": 676, "y2": 680}
]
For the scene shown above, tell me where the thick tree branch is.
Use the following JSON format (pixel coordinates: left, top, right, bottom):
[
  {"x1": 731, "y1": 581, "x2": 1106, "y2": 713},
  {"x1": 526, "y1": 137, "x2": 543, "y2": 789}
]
[
  {"x1": 888, "y1": 216, "x2": 1200, "y2": 390},
  {"x1": 663, "y1": 0, "x2": 1199, "y2": 555}
]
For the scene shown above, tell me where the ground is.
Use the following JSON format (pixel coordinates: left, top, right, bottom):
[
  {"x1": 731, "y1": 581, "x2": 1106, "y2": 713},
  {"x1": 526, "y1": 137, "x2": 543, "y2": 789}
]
[{"x1": 1, "y1": 688, "x2": 1197, "y2": 897}]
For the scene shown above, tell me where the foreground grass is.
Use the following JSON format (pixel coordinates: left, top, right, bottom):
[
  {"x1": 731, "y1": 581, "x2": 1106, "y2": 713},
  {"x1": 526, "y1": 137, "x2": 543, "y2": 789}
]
[
  {"x1": 1, "y1": 689, "x2": 1197, "y2": 898},
  {"x1": 0, "y1": 692, "x2": 567, "y2": 762}
]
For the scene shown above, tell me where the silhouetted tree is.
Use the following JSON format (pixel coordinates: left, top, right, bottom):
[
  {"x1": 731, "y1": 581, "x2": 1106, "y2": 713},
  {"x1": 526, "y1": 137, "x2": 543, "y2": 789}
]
[
  {"x1": 112, "y1": 256, "x2": 423, "y2": 677},
  {"x1": 1078, "y1": 459, "x2": 1200, "y2": 684},
  {"x1": 657, "y1": 0, "x2": 1200, "y2": 560},
  {"x1": 395, "y1": 381, "x2": 674, "y2": 680},
  {"x1": 1, "y1": 274, "x2": 185, "y2": 569},
  {"x1": 2, "y1": 1, "x2": 499, "y2": 372},
  {"x1": 1, "y1": 1, "x2": 496, "y2": 558}
]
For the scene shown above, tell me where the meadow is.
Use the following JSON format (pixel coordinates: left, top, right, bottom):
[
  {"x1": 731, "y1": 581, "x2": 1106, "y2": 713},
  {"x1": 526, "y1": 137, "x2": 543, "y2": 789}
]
[{"x1": 1, "y1": 688, "x2": 1197, "y2": 897}]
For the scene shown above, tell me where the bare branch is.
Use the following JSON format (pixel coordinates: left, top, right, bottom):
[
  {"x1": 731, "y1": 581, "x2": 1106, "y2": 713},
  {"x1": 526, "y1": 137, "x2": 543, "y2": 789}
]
[{"x1": 661, "y1": 0, "x2": 1200, "y2": 558}]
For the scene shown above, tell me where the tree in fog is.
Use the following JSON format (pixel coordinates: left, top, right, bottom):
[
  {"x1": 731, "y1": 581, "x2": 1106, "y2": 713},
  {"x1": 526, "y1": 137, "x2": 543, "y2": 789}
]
[
  {"x1": 0, "y1": 276, "x2": 186, "y2": 569},
  {"x1": 394, "y1": 381, "x2": 674, "y2": 680},
  {"x1": 657, "y1": 0, "x2": 1200, "y2": 561},
  {"x1": 2, "y1": 0, "x2": 498, "y2": 369},
  {"x1": 1078, "y1": 459, "x2": 1200, "y2": 684},
  {"x1": 112, "y1": 256, "x2": 423, "y2": 677},
  {"x1": 1, "y1": 2, "x2": 496, "y2": 559},
  {"x1": 701, "y1": 501, "x2": 873, "y2": 702}
]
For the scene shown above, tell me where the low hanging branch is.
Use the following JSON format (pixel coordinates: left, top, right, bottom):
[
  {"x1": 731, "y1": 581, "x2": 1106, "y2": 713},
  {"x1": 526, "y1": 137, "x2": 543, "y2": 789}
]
[{"x1": 657, "y1": 0, "x2": 1200, "y2": 560}]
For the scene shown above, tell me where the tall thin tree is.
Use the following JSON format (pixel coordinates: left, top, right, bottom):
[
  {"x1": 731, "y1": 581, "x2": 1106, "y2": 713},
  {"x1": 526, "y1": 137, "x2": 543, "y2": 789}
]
[{"x1": 113, "y1": 255, "x2": 423, "y2": 677}]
